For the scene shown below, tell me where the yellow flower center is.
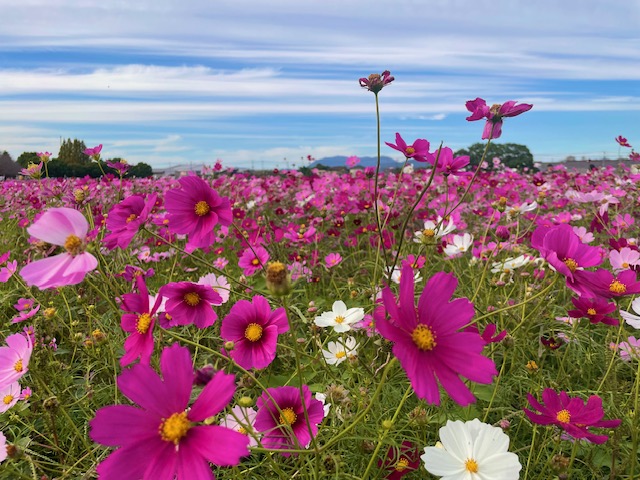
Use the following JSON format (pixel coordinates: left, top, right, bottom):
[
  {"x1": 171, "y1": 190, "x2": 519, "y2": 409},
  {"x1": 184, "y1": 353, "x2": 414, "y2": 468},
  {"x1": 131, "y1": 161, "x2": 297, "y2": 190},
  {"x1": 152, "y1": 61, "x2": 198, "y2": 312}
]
[
  {"x1": 563, "y1": 258, "x2": 578, "y2": 272},
  {"x1": 587, "y1": 308, "x2": 597, "y2": 315},
  {"x1": 609, "y1": 280, "x2": 627, "y2": 294},
  {"x1": 279, "y1": 407, "x2": 297, "y2": 426},
  {"x1": 3, "y1": 395, "x2": 13, "y2": 405},
  {"x1": 334, "y1": 315, "x2": 345, "y2": 324},
  {"x1": 14, "y1": 359, "x2": 23, "y2": 372},
  {"x1": 251, "y1": 258, "x2": 260, "y2": 266},
  {"x1": 237, "y1": 426, "x2": 248, "y2": 435},
  {"x1": 422, "y1": 228, "x2": 435, "y2": 238},
  {"x1": 411, "y1": 324, "x2": 437, "y2": 351},
  {"x1": 335, "y1": 351, "x2": 346, "y2": 359},
  {"x1": 244, "y1": 323, "x2": 263, "y2": 342},
  {"x1": 490, "y1": 103, "x2": 502, "y2": 115},
  {"x1": 465, "y1": 458, "x2": 479, "y2": 473},
  {"x1": 556, "y1": 409, "x2": 571, "y2": 423},
  {"x1": 159, "y1": 412, "x2": 191, "y2": 444},
  {"x1": 623, "y1": 262, "x2": 630, "y2": 268},
  {"x1": 136, "y1": 313, "x2": 152, "y2": 334},
  {"x1": 64, "y1": 234, "x2": 83, "y2": 256},
  {"x1": 395, "y1": 457, "x2": 409, "y2": 472},
  {"x1": 126, "y1": 213, "x2": 138, "y2": 223},
  {"x1": 183, "y1": 292, "x2": 201, "y2": 306},
  {"x1": 405, "y1": 146, "x2": 416, "y2": 155},
  {"x1": 194, "y1": 200, "x2": 210, "y2": 216}
]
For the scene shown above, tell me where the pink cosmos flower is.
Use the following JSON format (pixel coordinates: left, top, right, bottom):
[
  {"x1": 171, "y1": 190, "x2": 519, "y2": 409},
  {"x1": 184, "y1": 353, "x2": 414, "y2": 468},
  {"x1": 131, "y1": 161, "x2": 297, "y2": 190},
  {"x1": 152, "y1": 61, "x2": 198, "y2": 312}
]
[
  {"x1": 567, "y1": 296, "x2": 618, "y2": 326},
  {"x1": 0, "y1": 431, "x2": 6, "y2": 464},
  {"x1": 164, "y1": 175, "x2": 232, "y2": 249},
  {"x1": 0, "y1": 260, "x2": 18, "y2": 283},
  {"x1": 119, "y1": 277, "x2": 163, "y2": 366},
  {"x1": 90, "y1": 344, "x2": 250, "y2": 479},
  {"x1": 37, "y1": 151, "x2": 52, "y2": 162},
  {"x1": 630, "y1": 151, "x2": 640, "y2": 162},
  {"x1": 385, "y1": 133, "x2": 432, "y2": 163},
  {"x1": 377, "y1": 264, "x2": 498, "y2": 406},
  {"x1": 159, "y1": 282, "x2": 222, "y2": 329},
  {"x1": 0, "y1": 333, "x2": 33, "y2": 388},
  {"x1": 254, "y1": 385, "x2": 324, "y2": 455},
  {"x1": 20, "y1": 162, "x2": 43, "y2": 178},
  {"x1": 428, "y1": 146, "x2": 471, "y2": 177},
  {"x1": 465, "y1": 98, "x2": 533, "y2": 139},
  {"x1": 345, "y1": 156, "x2": 360, "y2": 168},
  {"x1": 220, "y1": 296, "x2": 288, "y2": 370},
  {"x1": 531, "y1": 224, "x2": 603, "y2": 283},
  {"x1": 609, "y1": 247, "x2": 640, "y2": 272},
  {"x1": 0, "y1": 382, "x2": 20, "y2": 413},
  {"x1": 573, "y1": 268, "x2": 640, "y2": 299},
  {"x1": 84, "y1": 144, "x2": 103, "y2": 160},
  {"x1": 324, "y1": 252, "x2": 342, "y2": 268},
  {"x1": 19, "y1": 208, "x2": 98, "y2": 289},
  {"x1": 611, "y1": 336, "x2": 640, "y2": 361},
  {"x1": 524, "y1": 388, "x2": 621, "y2": 444},
  {"x1": 11, "y1": 298, "x2": 40, "y2": 324},
  {"x1": 198, "y1": 273, "x2": 231, "y2": 304},
  {"x1": 103, "y1": 194, "x2": 157, "y2": 250},
  {"x1": 615, "y1": 135, "x2": 631, "y2": 148},
  {"x1": 221, "y1": 406, "x2": 260, "y2": 448},
  {"x1": 238, "y1": 246, "x2": 269, "y2": 276},
  {"x1": 359, "y1": 70, "x2": 394, "y2": 93}
]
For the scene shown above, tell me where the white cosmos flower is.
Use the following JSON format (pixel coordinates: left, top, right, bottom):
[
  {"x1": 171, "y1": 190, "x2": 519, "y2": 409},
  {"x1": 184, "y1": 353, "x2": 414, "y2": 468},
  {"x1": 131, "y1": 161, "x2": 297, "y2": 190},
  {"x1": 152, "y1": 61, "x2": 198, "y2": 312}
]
[
  {"x1": 490, "y1": 255, "x2": 531, "y2": 274},
  {"x1": 422, "y1": 419, "x2": 521, "y2": 480},
  {"x1": 413, "y1": 217, "x2": 456, "y2": 244},
  {"x1": 322, "y1": 336, "x2": 359, "y2": 366},
  {"x1": 314, "y1": 301, "x2": 364, "y2": 333},
  {"x1": 389, "y1": 266, "x2": 422, "y2": 285},
  {"x1": 620, "y1": 297, "x2": 640, "y2": 329},
  {"x1": 443, "y1": 233, "x2": 474, "y2": 257}
]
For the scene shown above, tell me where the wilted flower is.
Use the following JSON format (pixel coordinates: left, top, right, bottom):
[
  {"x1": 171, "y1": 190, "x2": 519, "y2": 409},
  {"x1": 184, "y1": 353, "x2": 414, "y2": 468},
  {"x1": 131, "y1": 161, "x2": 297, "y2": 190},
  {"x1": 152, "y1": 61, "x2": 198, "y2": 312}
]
[{"x1": 359, "y1": 70, "x2": 394, "y2": 94}]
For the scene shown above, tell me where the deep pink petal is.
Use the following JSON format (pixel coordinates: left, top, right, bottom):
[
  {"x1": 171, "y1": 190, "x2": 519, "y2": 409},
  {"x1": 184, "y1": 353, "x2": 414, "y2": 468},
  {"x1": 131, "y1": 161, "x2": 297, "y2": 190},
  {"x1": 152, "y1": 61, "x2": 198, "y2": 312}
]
[
  {"x1": 160, "y1": 344, "x2": 193, "y2": 412},
  {"x1": 96, "y1": 440, "x2": 164, "y2": 480},
  {"x1": 184, "y1": 425, "x2": 250, "y2": 467},
  {"x1": 90, "y1": 405, "x2": 159, "y2": 447},
  {"x1": 189, "y1": 370, "x2": 237, "y2": 422},
  {"x1": 117, "y1": 364, "x2": 173, "y2": 417}
]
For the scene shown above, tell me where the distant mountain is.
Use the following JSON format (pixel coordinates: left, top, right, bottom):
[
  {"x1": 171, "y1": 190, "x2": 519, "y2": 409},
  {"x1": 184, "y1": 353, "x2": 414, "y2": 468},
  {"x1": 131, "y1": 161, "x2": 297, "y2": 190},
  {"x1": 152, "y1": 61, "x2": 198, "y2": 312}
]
[
  {"x1": 309, "y1": 155, "x2": 401, "y2": 170},
  {"x1": 309, "y1": 155, "x2": 432, "y2": 170}
]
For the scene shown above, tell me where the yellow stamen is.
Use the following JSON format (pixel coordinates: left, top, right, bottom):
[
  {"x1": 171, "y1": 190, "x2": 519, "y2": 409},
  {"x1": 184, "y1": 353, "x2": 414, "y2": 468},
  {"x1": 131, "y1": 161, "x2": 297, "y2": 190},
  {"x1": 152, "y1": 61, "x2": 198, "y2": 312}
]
[
  {"x1": 194, "y1": 200, "x2": 210, "y2": 216},
  {"x1": 126, "y1": 213, "x2": 138, "y2": 223},
  {"x1": 251, "y1": 258, "x2": 260, "y2": 266},
  {"x1": 136, "y1": 313, "x2": 152, "y2": 334},
  {"x1": 64, "y1": 234, "x2": 83, "y2": 256},
  {"x1": 335, "y1": 351, "x2": 346, "y2": 359},
  {"x1": 422, "y1": 228, "x2": 435, "y2": 238},
  {"x1": 279, "y1": 407, "x2": 297, "y2": 426},
  {"x1": 587, "y1": 308, "x2": 597, "y2": 316},
  {"x1": 563, "y1": 258, "x2": 578, "y2": 272},
  {"x1": 395, "y1": 457, "x2": 409, "y2": 472},
  {"x1": 244, "y1": 323, "x2": 263, "y2": 342},
  {"x1": 411, "y1": 324, "x2": 437, "y2": 351},
  {"x1": 183, "y1": 292, "x2": 201, "y2": 306},
  {"x1": 405, "y1": 146, "x2": 416, "y2": 155},
  {"x1": 334, "y1": 315, "x2": 345, "y2": 324},
  {"x1": 556, "y1": 409, "x2": 571, "y2": 423},
  {"x1": 3, "y1": 395, "x2": 13, "y2": 405},
  {"x1": 609, "y1": 280, "x2": 627, "y2": 294},
  {"x1": 159, "y1": 412, "x2": 191, "y2": 444},
  {"x1": 14, "y1": 359, "x2": 23, "y2": 373},
  {"x1": 465, "y1": 458, "x2": 479, "y2": 473}
]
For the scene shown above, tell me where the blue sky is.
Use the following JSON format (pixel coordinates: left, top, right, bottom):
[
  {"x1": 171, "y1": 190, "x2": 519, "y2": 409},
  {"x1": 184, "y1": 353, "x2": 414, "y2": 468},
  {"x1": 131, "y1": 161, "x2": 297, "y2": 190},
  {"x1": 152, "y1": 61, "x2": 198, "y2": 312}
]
[{"x1": 0, "y1": 0, "x2": 639, "y2": 169}]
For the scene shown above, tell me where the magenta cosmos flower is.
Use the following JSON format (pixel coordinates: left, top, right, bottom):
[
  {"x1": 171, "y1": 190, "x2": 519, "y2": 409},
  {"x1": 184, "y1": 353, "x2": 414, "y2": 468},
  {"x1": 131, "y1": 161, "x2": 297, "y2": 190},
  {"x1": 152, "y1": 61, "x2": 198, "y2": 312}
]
[
  {"x1": 164, "y1": 175, "x2": 232, "y2": 249},
  {"x1": 385, "y1": 133, "x2": 432, "y2": 163},
  {"x1": 615, "y1": 135, "x2": 631, "y2": 148},
  {"x1": 429, "y1": 146, "x2": 471, "y2": 177},
  {"x1": 359, "y1": 70, "x2": 394, "y2": 94},
  {"x1": 159, "y1": 282, "x2": 222, "y2": 329},
  {"x1": 119, "y1": 277, "x2": 163, "y2": 367},
  {"x1": 524, "y1": 388, "x2": 620, "y2": 444},
  {"x1": 567, "y1": 296, "x2": 618, "y2": 326},
  {"x1": 221, "y1": 295, "x2": 288, "y2": 370},
  {"x1": 90, "y1": 344, "x2": 250, "y2": 479},
  {"x1": 254, "y1": 385, "x2": 324, "y2": 455},
  {"x1": 573, "y1": 268, "x2": 640, "y2": 299},
  {"x1": 104, "y1": 194, "x2": 157, "y2": 250},
  {"x1": 465, "y1": 98, "x2": 532, "y2": 140},
  {"x1": 378, "y1": 264, "x2": 497, "y2": 406},
  {"x1": 0, "y1": 333, "x2": 33, "y2": 389},
  {"x1": 20, "y1": 208, "x2": 98, "y2": 289},
  {"x1": 238, "y1": 246, "x2": 270, "y2": 276}
]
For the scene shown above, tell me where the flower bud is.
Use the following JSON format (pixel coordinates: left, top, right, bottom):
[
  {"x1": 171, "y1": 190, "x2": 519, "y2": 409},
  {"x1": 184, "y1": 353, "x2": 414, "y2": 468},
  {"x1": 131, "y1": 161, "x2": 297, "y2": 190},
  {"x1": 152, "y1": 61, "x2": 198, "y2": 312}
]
[{"x1": 265, "y1": 261, "x2": 291, "y2": 296}]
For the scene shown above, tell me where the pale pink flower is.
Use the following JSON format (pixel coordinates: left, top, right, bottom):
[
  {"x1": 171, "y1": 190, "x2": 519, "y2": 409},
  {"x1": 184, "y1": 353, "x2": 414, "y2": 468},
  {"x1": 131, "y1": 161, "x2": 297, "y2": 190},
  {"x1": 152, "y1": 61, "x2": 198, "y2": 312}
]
[
  {"x1": 609, "y1": 247, "x2": 640, "y2": 272},
  {"x1": 20, "y1": 208, "x2": 98, "y2": 289}
]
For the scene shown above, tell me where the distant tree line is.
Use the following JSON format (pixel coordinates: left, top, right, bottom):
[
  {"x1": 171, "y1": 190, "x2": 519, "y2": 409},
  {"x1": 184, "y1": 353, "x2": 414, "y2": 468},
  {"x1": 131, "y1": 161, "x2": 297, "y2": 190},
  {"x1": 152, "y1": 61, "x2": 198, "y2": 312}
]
[
  {"x1": 454, "y1": 143, "x2": 535, "y2": 171},
  {"x1": 16, "y1": 138, "x2": 153, "y2": 178}
]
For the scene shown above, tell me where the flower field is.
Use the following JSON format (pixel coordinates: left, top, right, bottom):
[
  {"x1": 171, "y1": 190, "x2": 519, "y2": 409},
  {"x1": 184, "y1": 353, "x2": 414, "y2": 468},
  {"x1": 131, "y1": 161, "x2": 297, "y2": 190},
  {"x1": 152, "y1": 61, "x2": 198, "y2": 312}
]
[{"x1": 1, "y1": 76, "x2": 639, "y2": 479}]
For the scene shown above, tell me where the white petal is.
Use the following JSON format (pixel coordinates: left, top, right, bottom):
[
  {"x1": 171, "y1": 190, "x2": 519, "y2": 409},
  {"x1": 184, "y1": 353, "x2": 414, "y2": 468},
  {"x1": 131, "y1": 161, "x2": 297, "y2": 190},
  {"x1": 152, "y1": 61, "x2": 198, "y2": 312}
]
[
  {"x1": 332, "y1": 300, "x2": 347, "y2": 314},
  {"x1": 421, "y1": 447, "x2": 466, "y2": 477},
  {"x1": 439, "y1": 420, "x2": 473, "y2": 461},
  {"x1": 621, "y1": 310, "x2": 640, "y2": 329}
]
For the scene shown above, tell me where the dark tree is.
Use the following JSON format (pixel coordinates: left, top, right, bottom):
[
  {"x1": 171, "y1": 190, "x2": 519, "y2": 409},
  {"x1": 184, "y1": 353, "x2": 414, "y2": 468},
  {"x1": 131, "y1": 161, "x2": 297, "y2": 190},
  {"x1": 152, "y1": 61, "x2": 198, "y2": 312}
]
[
  {"x1": 17, "y1": 152, "x2": 40, "y2": 168},
  {"x1": 455, "y1": 143, "x2": 534, "y2": 171},
  {"x1": 128, "y1": 162, "x2": 153, "y2": 178},
  {"x1": 57, "y1": 138, "x2": 89, "y2": 165}
]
